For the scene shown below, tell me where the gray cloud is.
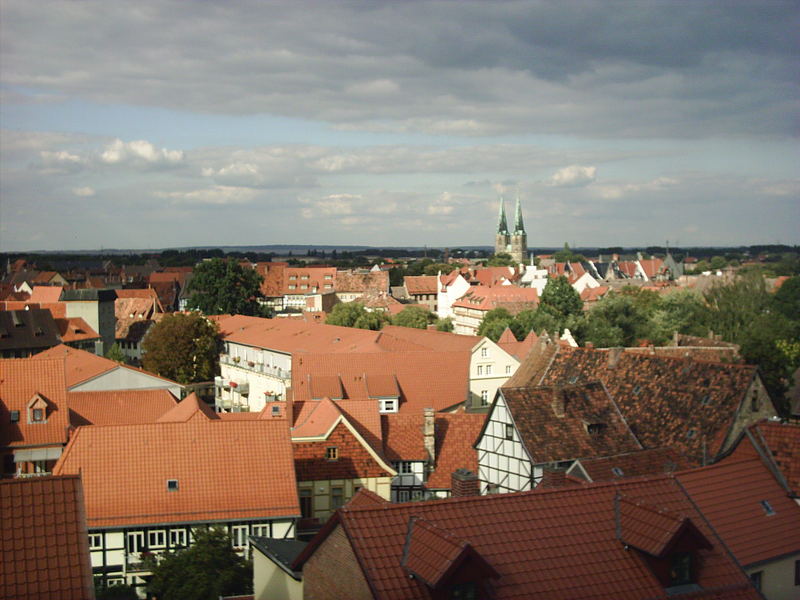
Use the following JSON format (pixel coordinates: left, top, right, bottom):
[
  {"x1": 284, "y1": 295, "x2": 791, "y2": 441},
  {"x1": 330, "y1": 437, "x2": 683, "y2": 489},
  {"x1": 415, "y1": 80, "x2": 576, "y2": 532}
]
[{"x1": 2, "y1": 0, "x2": 797, "y2": 138}]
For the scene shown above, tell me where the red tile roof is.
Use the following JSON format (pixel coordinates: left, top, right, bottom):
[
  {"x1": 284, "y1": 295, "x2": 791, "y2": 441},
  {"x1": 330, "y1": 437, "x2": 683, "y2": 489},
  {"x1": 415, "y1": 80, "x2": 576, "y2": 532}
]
[
  {"x1": 496, "y1": 328, "x2": 538, "y2": 361},
  {"x1": 471, "y1": 266, "x2": 519, "y2": 287},
  {"x1": 379, "y1": 325, "x2": 479, "y2": 353},
  {"x1": 617, "y1": 494, "x2": 709, "y2": 557},
  {"x1": 156, "y1": 392, "x2": 217, "y2": 422},
  {"x1": 496, "y1": 382, "x2": 642, "y2": 463},
  {"x1": 426, "y1": 413, "x2": 484, "y2": 489},
  {"x1": 570, "y1": 447, "x2": 690, "y2": 483},
  {"x1": 0, "y1": 358, "x2": 70, "y2": 448},
  {"x1": 452, "y1": 285, "x2": 538, "y2": 312},
  {"x1": 297, "y1": 475, "x2": 760, "y2": 599},
  {"x1": 403, "y1": 275, "x2": 439, "y2": 295},
  {"x1": 335, "y1": 270, "x2": 388, "y2": 294},
  {"x1": 53, "y1": 420, "x2": 300, "y2": 528},
  {"x1": 536, "y1": 346, "x2": 766, "y2": 464},
  {"x1": 33, "y1": 344, "x2": 179, "y2": 389},
  {"x1": 1, "y1": 475, "x2": 94, "y2": 600},
  {"x1": 748, "y1": 420, "x2": 800, "y2": 493},
  {"x1": 677, "y1": 456, "x2": 800, "y2": 567},
  {"x1": 68, "y1": 389, "x2": 178, "y2": 426},
  {"x1": 55, "y1": 317, "x2": 100, "y2": 343},
  {"x1": 28, "y1": 285, "x2": 63, "y2": 303}
]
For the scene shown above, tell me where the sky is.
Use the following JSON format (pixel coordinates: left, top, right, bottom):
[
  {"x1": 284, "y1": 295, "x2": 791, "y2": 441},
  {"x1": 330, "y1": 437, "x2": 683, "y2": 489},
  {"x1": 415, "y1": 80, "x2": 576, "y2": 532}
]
[{"x1": 1, "y1": 0, "x2": 798, "y2": 252}]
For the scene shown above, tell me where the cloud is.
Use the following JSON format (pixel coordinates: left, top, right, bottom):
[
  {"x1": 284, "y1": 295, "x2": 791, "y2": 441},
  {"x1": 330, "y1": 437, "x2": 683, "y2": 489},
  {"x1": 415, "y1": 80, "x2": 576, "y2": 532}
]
[
  {"x1": 154, "y1": 185, "x2": 256, "y2": 206},
  {"x1": 72, "y1": 186, "x2": 95, "y2": 197},
  {"x1": 100, "y1": 139, "x2": 183, "y2": 165},
  {"x1": 548, "y1": 165, "x2": 597, "y2": 187},
  {"x1": 594, "y1": 177, "x2": 679, "y2": 199}
]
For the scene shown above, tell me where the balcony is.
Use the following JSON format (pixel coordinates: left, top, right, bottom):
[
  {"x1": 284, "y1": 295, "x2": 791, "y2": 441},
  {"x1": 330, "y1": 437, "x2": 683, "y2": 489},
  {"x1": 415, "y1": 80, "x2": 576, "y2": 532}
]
[{"x1": 219, "y1": 355, "x2": 291, "y2": 380}]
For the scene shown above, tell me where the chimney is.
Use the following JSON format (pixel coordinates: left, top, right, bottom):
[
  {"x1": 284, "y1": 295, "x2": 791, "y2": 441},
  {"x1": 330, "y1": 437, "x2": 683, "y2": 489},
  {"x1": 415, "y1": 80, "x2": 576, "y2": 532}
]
[
  {"x1": 551, "y1": 388, "x2": 566, "y2": 418},
  {"x1": 607, "y1": 347, "x2": 623, "y2": 368},
  {"x1": 423, "y1": 407, "x2": 435, "y2": 465},
  {"x1": 539, "y1": 465, "x2": 568, "y2": 488},
  {"x1": 585, "y1": 341, "x2": 594, "y2": 349},
  {"x1": 451, "y1": 469, "x2": 480, "y2": 497}
]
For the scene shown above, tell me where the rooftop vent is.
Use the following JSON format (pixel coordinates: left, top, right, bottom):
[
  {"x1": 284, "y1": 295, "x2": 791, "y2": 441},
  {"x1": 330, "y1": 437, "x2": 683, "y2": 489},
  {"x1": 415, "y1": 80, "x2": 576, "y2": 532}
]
[
  {"x1": 167, "y1": 479, "x2": 179, "y2": 492},
  {"x1": 760, "y1": 500, "x2": 775, "y2": 516}
]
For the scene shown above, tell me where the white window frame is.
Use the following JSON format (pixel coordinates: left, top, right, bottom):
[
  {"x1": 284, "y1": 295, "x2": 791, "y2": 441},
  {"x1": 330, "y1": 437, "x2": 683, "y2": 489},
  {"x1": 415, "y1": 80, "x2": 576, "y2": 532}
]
[
  {"x1": 480, "y1": 390, "x2": 489, "y2": 405},
  {"x1": 480, "y1": 347, "x2": 488, "y2": 358},
  {"x1": 252, "y1": 524, "x2": 270, "y2": 537},
  {"x1": 398, "y1": 461, "x2": 413, "y2": 474},
  {"x1": 147, "y1": 530, "x2": 165, "y2": 548},
  {"x1": 379, "y1": 399, "x2": 397, "y2": 413},
  {"x1": 127, "y1": 531, "x2": 145, "y2": 553},
  {"x1": 89, "y1": 533, "x2": 103, "y2": 550},
  {"x1": 477, "y1": 365, "x2": 483, "y2": 376},
  {"x1": 505, "y1": 365, "x2": 512, "y2": 375},
  {"x1": 169, "y1": 529, "x2": 187, "y2": 548},
  {"x1": 486, "y1": 364, "x2": 493, "y2": 375},
  {"x1": 231, "y1": 525, "x2": 249, "y2": 548},
  {"x1": 397, "y1": 490, "x2": 410, "y2": 502}
]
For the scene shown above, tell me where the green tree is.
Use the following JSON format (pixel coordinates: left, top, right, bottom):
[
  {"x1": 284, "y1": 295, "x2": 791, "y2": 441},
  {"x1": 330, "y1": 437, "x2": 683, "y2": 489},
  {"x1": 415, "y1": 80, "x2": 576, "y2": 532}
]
[
  {"x1": 582, "y1": 292, "x2": 656, "y2": 347},
  {"x1": 511, "y1": 308, "x2": 562, "y2": 340},
  {"x1": 392, "y1": 306, "x2": 431, "y2": 329},
  {"x1": 423, "y1": 262, "x2": 457, "y2": 276},
  {"x1": 187, "y1": 258, "x2": 266, "y2": 316},
  {"x1": 435, "y1": 317, "x2": 454, "y2": 332},
  {"x1": 95, "y1": 583, "x2": 138, "y2": 600},
  {"x1": 105, "y1": 342, "x2": 126, "y2": 363},
  {"x1": 147, "y1": 527, "x2": 252, "y2": 600},
  {"x1": 477, "y1": 307, "x2": 514, "y2": 341},
  {"x1": 553, "y1": 242, "x2": 586, "y2": 263},
  {"x1": 326, "y1": 302, "x2": 388, "y2": 330},
  {"x1": 539, "y1": 276, "x2": 583, "y2": 322},
  {"x1": 141, "y1": 313, "x2": 221, "y2": 384},
  {"x1": 709, "y1": 256, "x2": 728, "y2": 270},
  {"x1": 486, "y1": 253, "x2": 516, "y2": 267},
  {"x1": 772, "y1": 276, "x2": 800, "y2": 320},
  {"x1": 651, "y1": 289, "x2": 710, "y2": 340}
]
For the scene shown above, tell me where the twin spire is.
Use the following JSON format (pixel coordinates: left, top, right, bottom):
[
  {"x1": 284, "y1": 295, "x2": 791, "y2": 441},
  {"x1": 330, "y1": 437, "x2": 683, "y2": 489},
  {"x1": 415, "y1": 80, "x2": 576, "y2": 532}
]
[{"x1": 497, "y1": 196, "x2": 525, "y2": 235}]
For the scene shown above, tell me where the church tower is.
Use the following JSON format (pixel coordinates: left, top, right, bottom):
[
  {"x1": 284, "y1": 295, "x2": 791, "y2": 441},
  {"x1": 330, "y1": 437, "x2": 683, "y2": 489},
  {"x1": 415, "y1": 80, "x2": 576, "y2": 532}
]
[
  {"x1": 509, "y1": 195, "x2": 528, "y2": 264},
  {"x1": 494, "y1": 198, "x2": 510, "y2": 257}
]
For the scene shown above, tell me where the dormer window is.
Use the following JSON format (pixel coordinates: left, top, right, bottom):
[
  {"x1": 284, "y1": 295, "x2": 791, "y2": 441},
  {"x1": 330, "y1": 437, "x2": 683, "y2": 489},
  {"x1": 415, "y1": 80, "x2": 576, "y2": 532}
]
[
  {"x1": 586, "y1": 423, "x2": 606, "y2": 436},
  {"x1": 669, "y1": 552, "x2": 692, "y2": 586},
  {"x1": 32, "y1": 408, "x2": 44, "y2": 422},
  {"x1": 27, "y1": 395, "x2": 48, "y2": 424}
]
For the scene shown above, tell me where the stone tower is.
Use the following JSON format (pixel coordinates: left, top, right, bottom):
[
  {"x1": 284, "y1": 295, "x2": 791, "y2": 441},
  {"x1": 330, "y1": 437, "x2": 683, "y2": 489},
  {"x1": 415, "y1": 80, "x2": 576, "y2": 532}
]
[
  {"x1": 509, "y1": 195, "x2": 528, "y2": 264},
  {"x1": 494, "y1": 197, "x2": 510, "y2": 257}
]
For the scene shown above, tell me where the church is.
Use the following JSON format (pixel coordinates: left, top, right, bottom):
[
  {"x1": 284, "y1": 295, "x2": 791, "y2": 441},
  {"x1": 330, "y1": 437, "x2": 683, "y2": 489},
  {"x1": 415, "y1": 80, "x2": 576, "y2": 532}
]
[{"x1": 494, "y1": 196, "x2": 528, "y2": 264}]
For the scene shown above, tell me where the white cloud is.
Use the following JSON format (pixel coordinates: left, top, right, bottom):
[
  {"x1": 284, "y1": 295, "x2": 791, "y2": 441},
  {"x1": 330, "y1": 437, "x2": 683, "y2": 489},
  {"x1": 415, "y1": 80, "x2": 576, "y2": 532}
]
[
  {"x1": 72, "y1": 186, "x2": 95, "y2": 197},
  {"x1": 548, "y1": 165, "x2": 597, "y2": 187},
  {"x1": 154, "y1": 185, "x2": 255, "y2": 206},
  {"x1": 100, "y1": 139, "x2": 183, "y2": 165},
  {"x1": 40, "y1": 150, "x2": 84, "y2": 165},
  {"x1": 595, "y1": 177, "x2": 678, "y2": 199}
]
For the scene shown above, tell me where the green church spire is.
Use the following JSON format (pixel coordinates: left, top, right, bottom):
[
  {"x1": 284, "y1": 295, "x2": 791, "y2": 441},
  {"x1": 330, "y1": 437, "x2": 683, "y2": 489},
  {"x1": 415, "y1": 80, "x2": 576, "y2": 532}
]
[
  {"x1": 514, "y1": 195, "x2": 525, "y2": 234},
  {"x1": 497, "y1": 197, "x2": 509, "y2": 235}
]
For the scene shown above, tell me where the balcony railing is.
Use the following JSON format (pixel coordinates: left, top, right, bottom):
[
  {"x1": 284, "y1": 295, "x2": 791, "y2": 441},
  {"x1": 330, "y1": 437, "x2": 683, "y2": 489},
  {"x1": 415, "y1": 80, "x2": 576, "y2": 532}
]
[{"x1": 219, "y1": 355, "x2": 291, "y2": 380}]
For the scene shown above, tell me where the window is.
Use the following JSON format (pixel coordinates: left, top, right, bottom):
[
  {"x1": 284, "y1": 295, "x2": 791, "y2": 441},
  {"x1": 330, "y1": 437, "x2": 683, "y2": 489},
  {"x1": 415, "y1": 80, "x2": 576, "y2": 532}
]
[
  {"x1": 331, "y1": 487, "x2": 344, "y2": 510},
  {"x1": 300, "y1": 489, "x2": 313, "y2": 518},
  {"x1": 611, "y1": 467, "x2": 624, "y2": 477},
  {"x1": 477, "y1": 365, "x2": 483, "y2": 376},
  {"x1": 480, "y1": 390, "x2": 489, "y2": 406},
  {"x1": 505, "y1": 424, "x2": 514, "y2": 440},
  {"x1": 127, "y1": 531, "x2": 145, "y2": 553},
  {"x1": 379, "y1": 399, "x2": 397, "y2": 413},
  {"x1": 148, "y1": 530, "x2": 165, "y2": 548},
  {"x1": 750, "y1": 571, "x2": 763, "y2": 591},
  {"x1": 686, "y1": 429, "x2": 696, "y2": 439},
  {"x1": 669, "y1": 552, "x2": 692, "y2": 586},
  {"x1": 701, "y1": 394, "x2": 710, "y2": 406},
  {"x1": 398, "y1": 461, "x2": 413, "y2": 474},
  {"x1": 505, "y1": 365, "x2": 512, "y2": 375},
  {"x1": 480, "y1": 348, "x2": 488, "y2": 358},
  {"x1": 288, "y1": 285, "x2": 296, "y2": 290},
  {"x1": 486, "y1": 365, "x2": 493, "y2": 375},
  {"x1": 324, "y1": 274, "x2": 332, "y2": 280},
  {"x1": 167, "y1": 479, "x2": 179, "y2": 492},
  {"x1": 231, "y1": 525, "x2": 248, "y2": 548},
  {"x1": 795, "y1": 559, "x2": 800, "y2": 585},
  {"x1": 32, "y1": 408, "x2": 44, "y2": 422},
  {"x1": 89, "y1": 533, "x2": 103, "y2": 550},
  {"x1": 397, "y1": 490, "x2": 410, "y2": 502},
  {"x1": 9, "y1": 410, "x2": 19, "y2": 423},
  {"x1": 632, "y1": 385, "x2": 641, "y2": 396},
  {"x1": 450, "y1": 582, "x2": 477, "y2": 600},
  {"x1": 169, "y1": 529, "x2": 187, "y2": 548},
  {"x1": 587, "y1": 423, "x2": 606, "y2": 436},
  {"x1": 760, "y1": 500, "x2": 775, "y2": 516},
  {"x1": 324, "y1": 284, "x2": 333, "y2": 289},
  {"x1": 301, "y1": 275, "x2": 309, "y2": 280},
  {"x1": 289, "y1": 275, "x2": 297, "y2": 280},
  {"x1": 751, "y1": 392, "x2": 760, "y2": 411},
  {"x1": 326, "y1": 447, "x2": 339, "y2": 461},
  {"x1": 252, "y1": 524, "x2": 270, "y2": 537}
]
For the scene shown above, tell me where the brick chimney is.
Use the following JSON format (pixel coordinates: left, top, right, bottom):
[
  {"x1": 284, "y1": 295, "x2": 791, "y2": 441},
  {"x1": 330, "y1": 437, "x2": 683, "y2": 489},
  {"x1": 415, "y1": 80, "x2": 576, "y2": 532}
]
[
  {"x1": 451, "y1": 469, "x2": 480, "y2": 497},
  {"x1": 423, "y1": 407, "x2": 435, "y2": 465},
  {"x1": 607, "y1": 347, "x2": 623, "y2": 368},
  {"x1": 539, "y1": 465, "x2": 568, "y2": 488},
  {"x1": 551, "y1": 387, "x2": 566, "y2": 418}
]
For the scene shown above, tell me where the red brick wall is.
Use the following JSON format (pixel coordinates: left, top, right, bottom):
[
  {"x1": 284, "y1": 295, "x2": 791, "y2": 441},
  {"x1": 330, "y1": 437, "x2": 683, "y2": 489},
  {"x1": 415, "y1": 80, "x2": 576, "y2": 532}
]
[
  {"x1": 304, "y1": 524, "x2": 373, "y2": 600},
  {"x1": 293, "y1": 422, "x2": 391, "y2": 481}
]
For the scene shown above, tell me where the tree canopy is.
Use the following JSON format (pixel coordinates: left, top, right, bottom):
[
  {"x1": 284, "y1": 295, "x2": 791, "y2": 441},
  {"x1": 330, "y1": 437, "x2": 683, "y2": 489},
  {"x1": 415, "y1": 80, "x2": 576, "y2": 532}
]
[
  {"x1": 186, "y1": 258, "x2": 267, "y2": 316},
  {"x1": 146, "y1": 527, "x2": 252, "y2": 600},
  {"x1": 539, "y1": 276, "x2": 583, "y2": 322},
  {"x1": 141, "y1": 313, "x2": 221, "y2": 384},
  {"x1": 392, "y1": 305, "x2": 432, "y2": 329},
  {"x1": 486, "y1": 253, "x2": 516, "y2": 267},
  {"x1": 325, "y1": 302, "x2": 389, "y2": 330}
]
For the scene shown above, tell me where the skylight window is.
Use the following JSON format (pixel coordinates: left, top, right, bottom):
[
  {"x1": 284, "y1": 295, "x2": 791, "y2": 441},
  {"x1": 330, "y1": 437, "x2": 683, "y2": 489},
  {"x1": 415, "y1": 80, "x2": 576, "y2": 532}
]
[
  {"x1": 700, "y1": 394, "x2": 710, "y2": 406},
  {"x1": 612, "y1": 467, "x2": 624, "y2": 477},
  {"x1": 760, "y1": 500, "x2": 775, "y2": 516},
  {"x1": 632, "y1": 385, "x2": 641, "y2": 395},
  {"x1": 167, "y1": 479, "x2": 179, "y2": 492},
  {"x1": 687, "y1": 429, "x2": 696, "y2": 439}
]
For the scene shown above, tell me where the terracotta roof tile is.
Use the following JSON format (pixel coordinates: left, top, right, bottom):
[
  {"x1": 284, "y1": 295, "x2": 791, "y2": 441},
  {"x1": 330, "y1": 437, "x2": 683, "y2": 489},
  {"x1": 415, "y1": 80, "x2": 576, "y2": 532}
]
[
  {"x1": 748, "y1": 420, "x2": 800, "y2": 493},
  {"x1": 0, "y1": 475, "x2": 94, "y2": 600},
  {"x1": 156, "y1": 392, "x2": 218, "y2": 422},
  {"x1": 68, "y1": 389, "x2": 177, "y2": 426},
  {"x1": 570, "y1": 447, "x2": 690, "y2": 482},
  {"x1": 452, "y1": 285, "x2": 539, "y2": 312},
  {"x1": 678, "y1": 456, "x2": 800, "y2": 567},
  {"x1": 299, "y1": 475, "x2": 761, "y2": 599},
  {"x1": 499, "y1": 382, "x2": 642, "y2": 463},
  {"x1": 55, "y1": 317, "x2": 100, "y2": 343},
  {"x1": 616, "y1": 495, "x2": 700, "y2": 557},
  {"x1": 538, "y1": 346, "x2": 765, "y2": 464},
  {"x1": 403, "y1": 275, "x2": 439, "y2": 295},
  {"x1": 0, "y1": 308, "x2": 62, "y2": 352},
  {"x1": 401, "y1": 517, "x2": 478, "y2": 587},
  {"x1": 380, "y1": 325, "x2": 479, "y2": 353},
  {"x1": 291, "y1": 397, "x2": 342, "y2": 438},
  {"x1": 0, "y1": 358, "x2": 70, "y2": 448},
  {"x1": 335, "y1": 270, "x2": 388, "y2": 294},
  {"x1": 426, "y1": 413, "x2": 484, "y2": 489},
  {"x1": 53, "y1": 420, "x2": 300, "y2": 528},
  {"x1": 28, "y1": 285, "x2": 63, "y2": 303}
]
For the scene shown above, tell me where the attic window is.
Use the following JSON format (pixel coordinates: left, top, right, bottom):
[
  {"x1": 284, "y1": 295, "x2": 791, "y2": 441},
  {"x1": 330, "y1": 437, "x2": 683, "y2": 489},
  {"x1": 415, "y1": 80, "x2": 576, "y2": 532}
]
[
  {"x1": 32, "y1": 408, "x2": 44, "y2": 422},
  {"x1": 10, "y1": 411, "x2": 20, "y2": 423},
  {"x1": 611, "y1": 467, "x2": 624, "y2": 477},
  {"x1": 271, "y1": 405, "x2": 281, "y2": 416},
  {"x1": 568, "y1": 375, "x2": 579, "y2": 384},
  {"x1": 326, "y1": 447, "x2": 339, "y2": 461},
  {"x1": 587, "y1": 423, "x2": 606, "y2": 436},
  {"x1": 632, "y1": 385, "x2": 641, "y2": 396},
  {"x1": 760, "y1": 500, "x2": 775, "y2": 516},
  {"x1": 669, "y1": 552, "x2": 693, "y2": 586},
  {"x1": 505, "y1": 424, "x2": 514, "y2": 440},
  {"x1": 167, "y1": 479, "x2": 179, "y2": 492},
  {"x1": 700, "y1": 394, "x2": 710, "y2": 406},
  {"x1": 686, "y1": 429, "x2": 696, "y2": 439}
]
